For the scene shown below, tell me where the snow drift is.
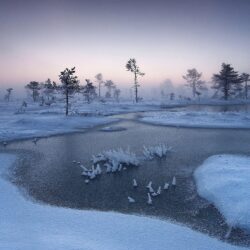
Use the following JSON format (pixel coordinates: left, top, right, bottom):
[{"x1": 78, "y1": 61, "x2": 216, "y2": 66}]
[{"x1": 195, "y1": 155, "x2": 250, "y2": 231}]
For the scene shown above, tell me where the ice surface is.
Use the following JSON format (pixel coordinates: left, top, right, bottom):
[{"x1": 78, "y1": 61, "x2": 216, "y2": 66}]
[{"x1": 0, "y1": 153, "x2": 247, "y2": 249}]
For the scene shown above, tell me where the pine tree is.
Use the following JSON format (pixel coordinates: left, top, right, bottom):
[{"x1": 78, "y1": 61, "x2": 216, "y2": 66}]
[
  {"x1": 212, "y1": 63, "x2": 242, "y2": 100},
  {"x1": 59, "y1": 67, "x2": 79, "y2": 115},
  {"x1": 82, "y1": 79, "x2": 97, "y2": 103},
  {"x1": 183, "y1": 68, "x2": 206, "y2": 99},
  {"x1": 5, "y1": 88, "x2": 13, "y2": 102},
  {"x1": 126, "y1": 58, "x2": 145, "y2": 103},
  {"x1": 25, "y1": 81, "x2": 41, "y2": 102},
  {"x1": 95, "y1": 73, "x2": 104, "y2": 99},
  {"x1": 104, "y1": 80, "x2": 115, "y2": 99},
  {"x1": 241, "y1": 73, "x2": 250, "y2": 99},
  {"x1": 42, "y1": 78, "x2": 57, "y2": 101},
  {"x1": 113, "y1": 87, "x2": 121, "y2": 102}
]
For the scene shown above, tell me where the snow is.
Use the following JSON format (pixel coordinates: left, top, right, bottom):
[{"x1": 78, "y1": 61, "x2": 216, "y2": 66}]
[
  {"x1": 194, "y1": 155, "x2": 250, "y2": 231},
  {"x1": 100, "y1": 126, "x2": 127, "y2": 132},
  {"x1": 141, "y1": 111, "x2": 250, "y2": 129},
  {"x1": 0, "y1": 99, "x2": 162, "y2": 142},
  {"x1": 0, "y1": 154, "x2": 247, "y2": 250}
]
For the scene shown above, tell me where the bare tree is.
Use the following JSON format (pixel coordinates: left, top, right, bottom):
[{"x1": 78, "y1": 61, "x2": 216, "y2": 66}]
[
  {"x1": 183, "y1": 68, "x2": 206, "y2": 99},
  {"x1": 95, "y1": 73, "x2": 104, "y2": 99},
  {"x1": 59, "y1": 67, "x2": 80, "y2": 115},
  {"x1": 126, "y1": 58, "x2": 145, "y2": 103}
]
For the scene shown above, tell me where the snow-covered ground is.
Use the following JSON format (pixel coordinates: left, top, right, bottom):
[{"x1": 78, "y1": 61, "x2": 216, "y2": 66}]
[
  {"x1": 0, "y1": 99, "x2": 163, "y2": 142},
  {"x1": 195, "y1": 155, "x2": 250, "y2": 232},
  {"x1": 141, "y1": 111, "x2": 250, "y2": 129},
  {"x1": 0, "y1": 153, "x2": 247, "y2": 250},
  {"x1": 2, "y1": 98, "x2": 250, "y2": 142}
]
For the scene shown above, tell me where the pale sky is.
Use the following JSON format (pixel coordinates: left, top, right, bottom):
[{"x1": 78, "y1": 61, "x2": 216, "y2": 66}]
[{"x1": 1, "y1": 0, "x2": 250, "y2": 89}]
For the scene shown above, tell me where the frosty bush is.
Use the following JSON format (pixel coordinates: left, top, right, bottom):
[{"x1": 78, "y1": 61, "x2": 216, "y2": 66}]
[
  {"x1": 143, "y1": 143, "x2": 171, "y2": 160},
  {"x1": 92, "y1": 148, "x2": 140, "y2": 172}
]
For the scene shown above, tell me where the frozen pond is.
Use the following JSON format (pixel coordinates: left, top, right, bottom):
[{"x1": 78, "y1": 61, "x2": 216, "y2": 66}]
[{"x1": 2, "y1": 105, "x2": 250, "y2": 247}]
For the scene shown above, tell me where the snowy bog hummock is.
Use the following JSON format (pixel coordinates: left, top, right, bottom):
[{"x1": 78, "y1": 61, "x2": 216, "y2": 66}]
[
  {"x1": 140, "y1": 111, "x2": 250, "y2": 129},
  {"x1": 195, "y1": 155, "x2": 250, "y2": 232},
  {"x1": 0, "y1": 153, "x2": 247, "y2": 250}
]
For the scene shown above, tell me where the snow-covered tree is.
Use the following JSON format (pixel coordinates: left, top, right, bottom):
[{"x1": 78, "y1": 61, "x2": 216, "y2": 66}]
[
  {"x1": 41, "y1": 78, "x2": 57, "y2": 103},
  {"x1": 4, "y1": 88, "x2": 13, "y2": 102},
  {"x1": 212, "y1": 63, "x2": 242, "y2": 100},
  {"x1": 160, "y1": 79, "x2": 175, "y2": 99},
  {"x1": 241, "y1": 73, "x2": 250, "y2": 99},
  {"x1": 170, "y1": 92, "x2": 175, "y2": 100},
  {"x1": 59, "y1": 67, "x2": 80, "y2": 115},
  {"x1": 126, "y1": 58, "x2": 145, "y2": 103},
  {"x1": 25, "y1": 81, "x2": 41, "y2": 102},
  {"x1": 183, "y1": 68, "x2": 206, "y2": 99},
  {"x1": 113, "y1": 88, "x2": 121, "y2": 102},
  {"x1": 95, "y1": 73, "x2": 104, "y2": 99},
  {"x1": 104, "y1": 80, "x2": 115, "y2": 99},
  {"x1": 82, "y1": 79, "x2": 97, "y2": 103}
]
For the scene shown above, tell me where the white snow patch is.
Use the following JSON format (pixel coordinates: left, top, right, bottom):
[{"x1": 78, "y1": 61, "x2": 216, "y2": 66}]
[
  {"x1": 141, "y1": 111, "x2": 250, "y2": 129},
  {"x1": 100, "y1": 126, "x2": 126, "y2": 132},
  {"x1": 0, "y1": 153, "x2": 247, "y2": 249},
  {"x1": 194, "y1": 154, "x2": 250, "y2": 231}
]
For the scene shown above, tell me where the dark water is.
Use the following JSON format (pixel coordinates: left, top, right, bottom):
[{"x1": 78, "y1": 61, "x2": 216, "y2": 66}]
[{"x1": 2, "y1": 107, "x2": 250, "y2": 247}]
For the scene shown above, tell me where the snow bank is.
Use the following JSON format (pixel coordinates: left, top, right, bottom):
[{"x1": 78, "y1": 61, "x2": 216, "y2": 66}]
[
  {"x1": 0, "y1": 153, "x2": 247, "y2": 249},
  {"x1": 141, "y1": 111, "x2": 250, "y2": 129},
  {"x1": 0, "y1": 113, "x2": 114, "y2": 142},
  {"x1": 0, "y1": 99, "x2": 164, "y2": 142},
  {"x1": 195, "y1": 155, "x2": 250, "y2": 231}
]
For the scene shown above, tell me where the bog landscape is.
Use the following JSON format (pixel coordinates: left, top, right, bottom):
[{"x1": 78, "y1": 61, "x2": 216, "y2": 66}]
[{"x1": 1, "y1": 0, "x2": 250, "y2": 249}]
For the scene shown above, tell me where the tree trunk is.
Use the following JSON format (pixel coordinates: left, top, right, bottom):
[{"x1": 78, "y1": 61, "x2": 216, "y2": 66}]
[
  {"x1": 32, "y1": 89, "x2": 35, "y2": 102},
  {"x1": 192, "y1": 82, "x2": 196, "y2": 99},
  {"x1": 66, "y1": 89, "x2": 69, "y2": 116},
  {"x1": 134, "y1": 73, "x2": 138, "y2": 103},
  {"x1": 224, "y1": 80, "x2": 228, "y2": 100},
  {"x1": 245, "y1": 81, "x2": 248, "y2": 99}
]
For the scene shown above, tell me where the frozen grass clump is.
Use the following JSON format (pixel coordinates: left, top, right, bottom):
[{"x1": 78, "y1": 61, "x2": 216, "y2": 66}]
[
  {"x1": 92, "y1": 148, "x2": 140, "y2": 172},
  {"x1": 143, "y1": 143, "x2": 172, "y2": 160}
]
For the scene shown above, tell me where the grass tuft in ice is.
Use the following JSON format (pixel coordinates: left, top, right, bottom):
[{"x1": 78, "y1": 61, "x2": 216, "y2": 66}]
[{"x1": 143, "y1": 143, "x2": 172, "y2": 160}]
